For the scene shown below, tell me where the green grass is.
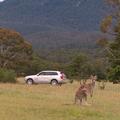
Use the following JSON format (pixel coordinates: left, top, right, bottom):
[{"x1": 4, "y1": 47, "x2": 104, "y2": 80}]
[{"x1": 0, "y1": 78, "x2": 120, "y2": 120}]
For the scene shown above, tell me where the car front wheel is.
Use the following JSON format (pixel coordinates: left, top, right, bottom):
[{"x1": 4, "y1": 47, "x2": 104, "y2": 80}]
[{"x1": 26, "y1": 79, "x2": 33, "y2": 85}]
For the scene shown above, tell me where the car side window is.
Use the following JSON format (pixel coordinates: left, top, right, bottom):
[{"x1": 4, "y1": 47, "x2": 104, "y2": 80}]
[
  {"x1": 39, "y1": 72, "x2": 46, "y2": 75},
  {"x1": 39, "y1": 72, "x2": 58, "y2": 75},
  {"x1": 47, "y1": 72, "x2": 58, "y2": 75}
]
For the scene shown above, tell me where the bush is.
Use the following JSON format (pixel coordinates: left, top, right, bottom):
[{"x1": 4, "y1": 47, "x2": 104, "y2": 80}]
[
  {"x1": 0, "y1": 69, "x2": 16, "y2": 83},
  {"x1": 108, "y1": 65, "x2": 120, "y2": 83}
]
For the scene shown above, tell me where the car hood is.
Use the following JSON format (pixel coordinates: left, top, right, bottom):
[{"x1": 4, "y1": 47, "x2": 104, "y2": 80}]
[{"x1": 25, "y1": 75, "x2": 37, "y2": 79}]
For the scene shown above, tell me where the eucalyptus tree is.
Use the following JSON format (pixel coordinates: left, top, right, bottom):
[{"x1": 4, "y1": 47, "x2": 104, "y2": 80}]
[
  {"x1": 0, "y1": 28, "x2": 33, "y2": 70},
  {"x1": 100, "y1": 0, "x2": 120, "y2": 82}
]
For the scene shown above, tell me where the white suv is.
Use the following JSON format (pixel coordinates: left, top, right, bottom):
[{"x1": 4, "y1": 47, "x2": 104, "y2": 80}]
[{"x1": 25, "y1": 70, "x2": 69, "y2": 85}]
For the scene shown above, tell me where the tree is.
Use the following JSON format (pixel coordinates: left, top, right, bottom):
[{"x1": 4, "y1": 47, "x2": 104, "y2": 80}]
[
  {"x1": 0, "y1": 28, "x2": 33, "y2": 71},
  {"x1": 66, "y1": 54, "x2": 94, "y2": 79},
  {"x1": 100, "y1": 0, "x2": 120, "y2": 82},
  {"x1": 93, "y1": 59, "x2": 107, "y2": 80}
]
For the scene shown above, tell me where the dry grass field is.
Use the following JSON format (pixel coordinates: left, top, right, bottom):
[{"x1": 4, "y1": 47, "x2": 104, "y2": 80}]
[{"x1": 0, "y1": 78, "x2": 120, "y2": 120}]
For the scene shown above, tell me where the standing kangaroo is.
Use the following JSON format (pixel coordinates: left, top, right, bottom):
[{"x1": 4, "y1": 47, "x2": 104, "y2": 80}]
[
  {"x1": 74, "y1": 83, "x2": 88, "y2": 105},
  {"x1": 85, "y1": 75, "x2": 96, "y2": 97},
  {"x1": 74, "y1": 75, "x2": 97, "y2": 105}
]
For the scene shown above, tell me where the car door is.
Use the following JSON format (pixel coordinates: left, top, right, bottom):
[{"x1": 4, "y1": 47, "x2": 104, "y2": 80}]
[{"x1": 37, "y1": 72, "x2": 50, "y2": 83}]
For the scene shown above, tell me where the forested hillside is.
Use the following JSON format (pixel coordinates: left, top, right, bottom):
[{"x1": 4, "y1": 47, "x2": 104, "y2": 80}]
[
  {"x1": 27, "y1": 31, "x2": 103, "y2": 54},
  {"x1": 0, "y1": 0, "x2": 106, "y2": 55},
  {"x1": 0, "y1": 0, "x2": 104, "y2": 32}
]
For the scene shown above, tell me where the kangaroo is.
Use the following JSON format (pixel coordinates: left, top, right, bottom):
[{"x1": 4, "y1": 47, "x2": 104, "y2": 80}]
[
  {"x1": 85, "y1": 75, "x2": 96, "y2": 97},
  {"x1": 74, "y1": 83, "x2": 88, "y2": 105},
  {"x1": 74, "y1": 75, "x2": 97, "y2": 105}
]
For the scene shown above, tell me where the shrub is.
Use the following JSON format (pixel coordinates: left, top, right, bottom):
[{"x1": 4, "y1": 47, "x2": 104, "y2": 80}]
[
  {"x1": 108, "y1": 65, "x2": 120, "y2": 83},
  {"x1": 0, "y1": 69, "x2": 16, "y2": 83}
]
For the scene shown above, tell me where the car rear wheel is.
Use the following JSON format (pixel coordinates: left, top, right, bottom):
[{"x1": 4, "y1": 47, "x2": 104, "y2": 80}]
[
  {"x1": 51, "y1": 80, "x2": 58, "y2": 86},
  {"x1": 26, "y1": 79, "x2": 33, "y2": 85}
]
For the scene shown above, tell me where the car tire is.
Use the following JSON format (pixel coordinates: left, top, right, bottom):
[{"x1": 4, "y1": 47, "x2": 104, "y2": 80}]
[
  {"x1": 51, "y1": 79, "x2": 58, "y2": 86},
  {"x1": 26, "y1": 79, "x2": 33, "y2": 85}
]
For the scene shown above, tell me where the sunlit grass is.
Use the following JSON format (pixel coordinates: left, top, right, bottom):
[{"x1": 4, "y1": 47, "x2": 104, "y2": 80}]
[{"x1": 0, "y1": 78, "x2": 120, "y2": 120}]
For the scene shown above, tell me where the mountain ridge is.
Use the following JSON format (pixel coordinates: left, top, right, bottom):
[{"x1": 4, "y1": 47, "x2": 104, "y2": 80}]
[
  {"x1": 0, "y1": 0, "x2": 106, "y2": 53},
  {"x1": 0, "y1": 0, "x2": 105, "y2": 33}
]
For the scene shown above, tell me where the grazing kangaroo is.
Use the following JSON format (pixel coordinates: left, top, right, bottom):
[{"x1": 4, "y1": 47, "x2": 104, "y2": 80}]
[{"x1": 74, "y1": 75, "x2": 97, "y2": 105}]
